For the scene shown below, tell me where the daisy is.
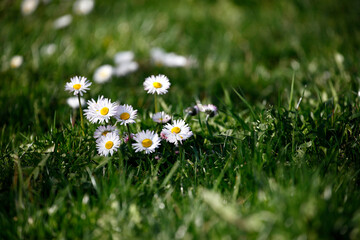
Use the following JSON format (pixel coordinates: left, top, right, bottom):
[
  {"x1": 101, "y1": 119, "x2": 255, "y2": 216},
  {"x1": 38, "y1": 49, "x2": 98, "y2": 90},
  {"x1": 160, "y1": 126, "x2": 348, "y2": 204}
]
[
  {"x1": 114, "y1": 51, "x2": 135, "y2": 65},
  {"x1": 152, "y1": 111, "x2": 171, "y2": 123},
  {"x1": 132, "y1": 130, "x2": 161, "y2": 154},
  {"x1": 96, "y1": 132, "x2": 120, "y2": 156},
  {"x1": 93, "y1": 125, "x2": 119, "y2": 139},
  {"x1": 53, "y1": 14, "x2": 72, "y2": 29},
  {"x1": 93, "y1": 64, "x2": 113, "y2": 84},
  {"x1": 10, "y1": 55, "x2": 23, "y2": 69},
  {"x1": 21, "y1": 0, "x2": 39, "y2": 16},
  {"x1": 84, "y1": 96, "x2": 118, "y2": 123},
  {"x1": 67, "y1": 96, "x2": 85, "y2": 109},
  {"x1": 113, "y1": 61, "x2": 138, "y2": 77},
  {"x1": 150, "y1": 47, "x2": 195, "y2": 68},
  {"x1": 161, "y1": 119, "x2": 193, "y2": 146},
  {"x1": 114, "y1": 104, "x2": 137, "y2": 125},
  {"x1": 143, "y1": 74, "x2": 171, "y2": 95},
  {"x1": 65, "y1": 76, "x2": 91, "y2": 96},
  {"x1": 204, "y1": 104, "x2": 218, "y2": 118},
  {"x1": 73, "y1": 0, "x2": 94, "y2": 15}
]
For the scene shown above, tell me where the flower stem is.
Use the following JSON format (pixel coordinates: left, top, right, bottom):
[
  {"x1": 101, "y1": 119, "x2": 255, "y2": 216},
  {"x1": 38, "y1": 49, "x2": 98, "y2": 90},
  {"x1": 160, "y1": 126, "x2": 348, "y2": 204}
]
[
  {"x1": 154, "y1": 94, "x2": 158, "y2": 113},
  {"x1": 126, "y1": 124, "x2": 133, "y2": 152},
  {"x1": 179, "y1": 144, "x2": 184, "y2": 195},
  {"x1": 78, "y1": 94, "x2": 85, "y2": 134}
]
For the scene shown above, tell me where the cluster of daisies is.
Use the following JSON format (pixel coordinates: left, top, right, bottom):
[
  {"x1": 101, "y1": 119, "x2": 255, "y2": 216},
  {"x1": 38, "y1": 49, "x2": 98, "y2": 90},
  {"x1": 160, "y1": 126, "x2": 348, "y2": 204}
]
[{"x1": 65, "y1": 74, "x2": 193, "y2": 156}]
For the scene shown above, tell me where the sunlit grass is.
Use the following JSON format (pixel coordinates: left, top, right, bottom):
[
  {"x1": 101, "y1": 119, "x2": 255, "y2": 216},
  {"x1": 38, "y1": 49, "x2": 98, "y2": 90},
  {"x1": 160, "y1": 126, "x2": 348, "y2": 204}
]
[{"x1": 1, "y1": 0, "x2": 360, "y2": 239}]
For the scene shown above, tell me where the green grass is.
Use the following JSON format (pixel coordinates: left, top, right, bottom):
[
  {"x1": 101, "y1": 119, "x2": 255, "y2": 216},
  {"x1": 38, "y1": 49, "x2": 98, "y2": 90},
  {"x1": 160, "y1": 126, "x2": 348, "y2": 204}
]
[{"x1": 1, "y1": 0, "x2": 360, "y2": 239}]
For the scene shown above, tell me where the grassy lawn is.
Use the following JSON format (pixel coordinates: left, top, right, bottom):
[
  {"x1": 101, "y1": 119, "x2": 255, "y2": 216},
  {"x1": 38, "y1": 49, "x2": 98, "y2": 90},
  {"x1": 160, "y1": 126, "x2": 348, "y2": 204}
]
[{"x1": 1, "y1": 0, "x2": 360, "y2": 239}]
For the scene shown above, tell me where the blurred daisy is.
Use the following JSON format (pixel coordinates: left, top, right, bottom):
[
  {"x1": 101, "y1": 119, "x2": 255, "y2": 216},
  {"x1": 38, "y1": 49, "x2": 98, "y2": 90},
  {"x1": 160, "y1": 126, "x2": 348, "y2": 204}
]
[
  {"x1": 152, "y1": 111, "x2": 171, "y2": 123},
  {"x1": 204, "y1": 104, "x2": 218, "y2": 118},
  {"x1": 96, "y1": 132, "x2": 120, "y2": 156},
  {"x1": 114, "y1": 104, "x2": 137, "y2": 125},
  {"x1": 21, "y1": 0, "x2": 39, "y2": 16},
  {"x1": 185, "y1": 106, "x2": 199, "y2": 116},
  {"x1": 84, "y1": 96, "x2": 118, "y2": 124},
  {"x1": 113, "y1": 61, "x2": 138, "y2": 77},
  {"x1": 65, "y1": 76, "x2": 91, "y2": 96},
  {"x1": 132, "y1": 130, "x2": 161, "y2": 154},
  {"x1": 41, "y1": 43, "x2": 57, "y2": 56},
  {"x1": 94, "y1": 125, "x2": 118, "y2": 139},
  {"x1": 67, "y1": 96, "x2": 85, "y2": 109},
  {"x1": 150, "y1": 47, "x2": 195, "y2": 68},
  {"x1": 93, "y1": 65, "x2": 113, "y2": 84},
  {"x1": 161, "y1": 119, "x2": 193, "y2": 146},
  {"x1": 114, "y1": 51, "x2": 135, "y2": 65},
  {"x1": 123, "y1": 133, "x2": 135, "y2": 143},
  {"x1": 143, "y1": 74, "x2": 170, "y2": 95},
  {"x1": 10, "y1": 55, "x2": 23, "y2": 69},
  {"x1": 73, "y1": 0, "x2": 94, "y2": 15},
  {"x1": 53, "y1": 14, "x2": 72, "y2": 29}
]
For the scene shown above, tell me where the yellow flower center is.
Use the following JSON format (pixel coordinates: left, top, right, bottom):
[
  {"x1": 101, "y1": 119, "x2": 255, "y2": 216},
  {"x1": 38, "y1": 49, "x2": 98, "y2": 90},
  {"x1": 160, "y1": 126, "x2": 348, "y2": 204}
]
[
  {"x1": 100, "y1": 107, "x2": 109, "y2": 115},
  {"x1": 159, "y1": 118, "x2": 163, "y2": 121},
  {"x1": 153, "y1": 82, "x2": 162, "y2": 88},
  {"x1": 120, "y1": 112, "x2": 130, "y2": 120},
  {"x1": 171, "y1": 127, "x2": 181, "y2": 134},
  {"x1": 73, "y1": 84, "x2": 82, "y2": 90},
  {"x1": 141, "y1": 139, "x2": 153, "y2": 148},
  {"x1": 105, "y1": 141, "x2": 113, "y2": 149},
  {"x1": 102, "y1": 131, "x2": 109, "y2": 136}
]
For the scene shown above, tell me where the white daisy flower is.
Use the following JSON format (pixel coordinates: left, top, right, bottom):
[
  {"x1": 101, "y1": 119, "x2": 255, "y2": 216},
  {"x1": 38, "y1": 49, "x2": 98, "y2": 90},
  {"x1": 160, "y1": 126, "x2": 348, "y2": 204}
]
[
  {"x1": 73, "y1": 0, "x2": 94, "y2": 15},
  {"x1": 84, "y1": 96, "x2": 118, "y2": 124},
  {"x1": 132, "y1": 130, "x2": 161, "y2": 154},
  {"x1": 10, "y1": 55, "x2": 23, "y2": 69},
  {"x1": 113, "y1": 61, "x2": 138, "y2": 77},
  {"x1": 161, "y1": 119, "x2": 193, "y2": 146},
  {"x1": 96, "y1": 132, "x2": 120, "y2": 156},
  {"x1": 143, "y1": 74, "x2": 171, "y2": 95},
  {"x1": 65, "y1": 76, "x2": 91, "y2": 96},
  {"x1": 204, "y1": 104, "x2": 218, "y2": 118},
  {"x1": 114, "y1": 104, "x2": 137, "y2": 125},
  {"x1": 93, "y1": 125, "x2": 119, "y2": 139},
  {"x1": 150, "y1": 47, "x2": 196, "y2": 68},
  {"x1": 41, "y1": 43, "x2": 57, "y2": 56},
  {"x1": 152, "y1": 111, "x2": 171, "y2": 123},
  {"x1": 21, "y1": 0, "x2": 39, "y2": 16},
  {"x1": 114, "y1": 51, "x2": 135, "y2": 65},
  {"x1": 53, "y1": 14, "x2": 72, "y2": 29},
  {"x1": 66, "y1": 96, "x2": 85, "y2": 109},
  {"x1": 93, "y1": 65, "x2": 113, "y2": 84}
]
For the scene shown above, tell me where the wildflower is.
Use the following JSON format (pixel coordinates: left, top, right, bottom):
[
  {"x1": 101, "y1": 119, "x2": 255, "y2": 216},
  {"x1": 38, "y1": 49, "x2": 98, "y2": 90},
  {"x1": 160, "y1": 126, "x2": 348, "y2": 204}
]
[
  {"x1": 161, "y1": 119, "x2": 193, "y2": 146},
  {"x1": 114, "y1": 104, "x2": 137, "y2": 125},
  {"x1": 123, "y1": 133, "x2": 135, "y2": 143},
  {"x1": 143, "y1": 74, "x2": 171, "y2": 95},
  {"x1": 41, "y1": 43, "x2": 57, "y2": 56},
  {"x1": 93, "y1": 65, "x2": 113, "y2": 84},
  {"x1": 73, "y1": 0, "x2": 94, "y2": 15},
  {"x1": 65, "y1": 76, "x2": 91, "y2": 96},
  {"x1": 113, "y1": 61, "x2": 138, "y2": 77},
  {"x1": 10, "y1": 55, "x2": 23, "y2": 69},
  {"x1": 84, "y1": 96, "x2": 118, "y2": 123},
  {"x1": 152, "y1": 111, "x2": 171, "y2": 123},
  {"x1": 132, "y1": 130, "x2": 161, "y2": 154},
  {"x1": 21, "y1": 0, "x2": 39, "y2": 16},
  {"x1": 114, "y1": 51, "x2": 135, "y2": 65},
  {"x1": 185, "y1": 106, "x2": 199, "y2": 116},
  {"x1": 204, "y1": 104, "x2": 218, "y2": 118},
  {"x1": 53, "y1": 14, "x2": 72, "y2": 29},
  {"x1": 67, "y1": 96, "x2": 85, "y2": 109},
  {"x1": 96, "y1": 132, "x2": 120, "y2": 156},
  {"x1": 150, "y1": 48, "x2": 195, "y2": 67},
  {"x1": 93, "y1": 125, "x2": 118, "y2": 139}
]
